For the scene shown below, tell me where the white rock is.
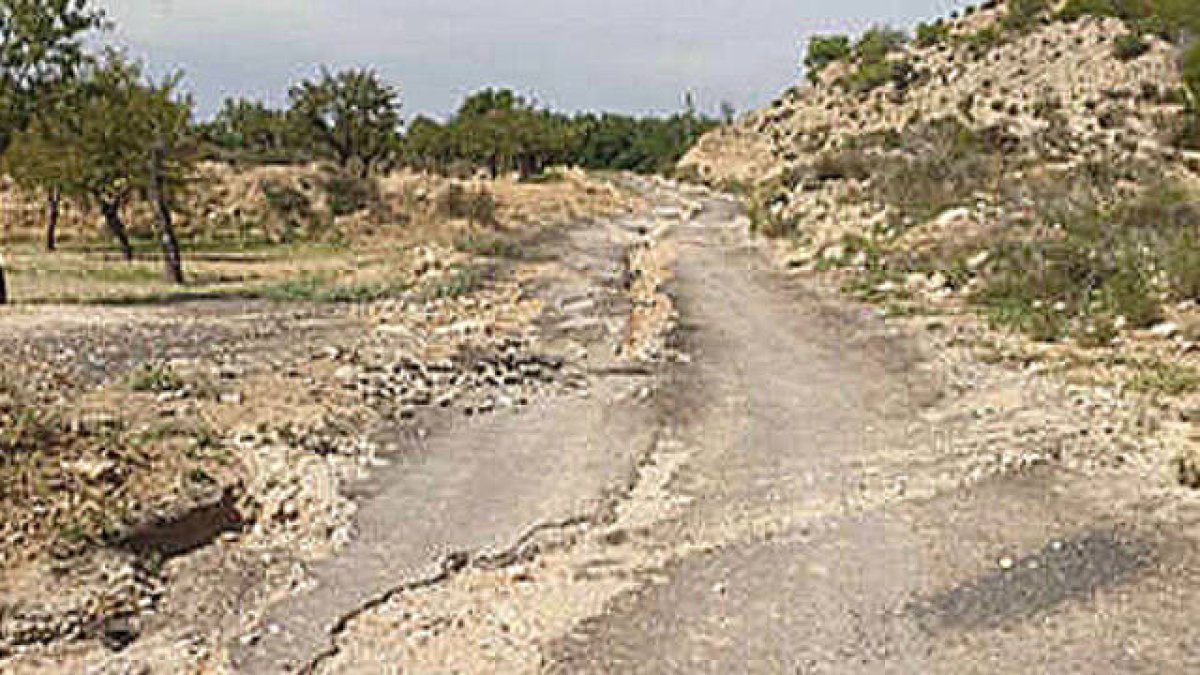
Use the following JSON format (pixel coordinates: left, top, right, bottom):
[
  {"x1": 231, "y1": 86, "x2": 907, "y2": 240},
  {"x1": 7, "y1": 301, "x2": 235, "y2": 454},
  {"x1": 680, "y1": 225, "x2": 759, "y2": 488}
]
[
  {"x1": 967, "y1": 251, "x2": 990, "y2": 270},
  {"x1": 934, "y1": 207, "x2": 972, "y2": 226},
  {"x1": 822, "y1": 245, "x2": 845, "y2": 262},
  {"x1": 1151, "y1": 322, "x2": 1180, "y2": 339}
]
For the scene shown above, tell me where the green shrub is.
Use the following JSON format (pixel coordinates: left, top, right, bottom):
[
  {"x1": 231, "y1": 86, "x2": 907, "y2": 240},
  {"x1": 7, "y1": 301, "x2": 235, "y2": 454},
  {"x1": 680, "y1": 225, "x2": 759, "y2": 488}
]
[
  {"x1": 961, "y1": 26, "x2": 1003, "y2": 55},
  {"x1": 746, "y1": 183, "x2": 798, "y2": 238},
  {"x1": 323, "y1": 172, "x2": 378, "y2": 217},
  {"x1": 1003, "y1": 0, "x2": 1051, "y2": 32},
  {"x1": 804, "y1": 35, "x2": 853, "y2": 81},
  {"x1": 844, "y1": 60, "x2": 894, "y2": 93},
  {"x1": 853, "y1": 27, "x2": 908, "y2": 64},
  {"x1": 1057, "y1": 0, "x2": 1134, "y2": 21},
  {"x1": 872, "y1": 118, "x2": 1003, "y2": 222},
  {"x1": 973, "y1": 184, "x2": 1200, "y2": 341},
  {"x1": 1129, "y1": 360, "x2": 1200, "y2": 396},
  {"x1": 429, "y1": 265, "x2": 484, "y2": 299},
  {"x1": 1112, "y1": 33, "x2": 1151, "y2": 60},
  {"x1": 262, "y1": 181, "x2": 310, "y2": 217},
  {"x1": 456, "y1": 232, "x2": 524, "y2": 259},
  {"x1": 811, "y1": 148, "x2": 873, "y2": 182},
  {"x1": 1165, "y1": 227, "x2": 1200, "y2": 300},
  {"x1": 915, "y1": 21, "x2": 952, "y2": 48},
  {"x1": 129, "y1": 362, "x2": 184, "y2": 393}
]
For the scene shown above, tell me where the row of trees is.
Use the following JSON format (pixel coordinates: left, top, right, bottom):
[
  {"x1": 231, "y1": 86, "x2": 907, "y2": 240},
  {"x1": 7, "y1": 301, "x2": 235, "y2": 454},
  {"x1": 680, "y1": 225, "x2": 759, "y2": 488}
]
[
  {"x1": 0, "y1": 1, "x2": 199, "y2": 298},
  {"x1": 203, "y1": 85, "x2": 719, "y2": 179},
  {"x1": 0, "y1": 0, "x2": 723, "y2": 305},
  {"x1": 402, "y1": 89, "x2": 717, "y2": 177}
]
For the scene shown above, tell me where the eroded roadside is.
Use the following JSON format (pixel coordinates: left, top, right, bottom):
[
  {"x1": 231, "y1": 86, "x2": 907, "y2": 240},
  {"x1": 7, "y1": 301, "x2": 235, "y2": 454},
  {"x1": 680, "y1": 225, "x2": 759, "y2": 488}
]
[
  {"x1": 312, "y1": 184, "x2": 1200, "y2": 673},
  {"x1": 0, "y1": 175, "x2": 687, "y2": 673}
]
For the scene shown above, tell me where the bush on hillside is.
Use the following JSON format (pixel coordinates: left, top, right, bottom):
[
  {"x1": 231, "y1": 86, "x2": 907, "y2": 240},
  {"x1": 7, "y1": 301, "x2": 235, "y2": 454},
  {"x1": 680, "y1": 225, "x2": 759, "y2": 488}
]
[
  {"x1": 1002, "y1": 0, "x2": 1052, "y2": 32},
  {"x1": 804, "y1": 35, "x2": 853, "y2": 81},
  {"x1": 1112, "y1": 32, "x2": 1152, "y2": 60},
  {"x1": 915, "y1": 21, "x2": 952, "y2": 48},
  {"x1": 1185, "y1": 43, "x2": 1200, "y2": 99},
  {"x1": 323, "y1": 171, "x2": 379, "y2": 217},
  {"x1": 977, "y1": 184, "x2": 1200, "y2": 342},
  {"x1": 854, "y1": 27, "x2": 908, "y2": 63},
  {"x1": 873, "y1": 118, "x2": 1008, "y2": 222}
]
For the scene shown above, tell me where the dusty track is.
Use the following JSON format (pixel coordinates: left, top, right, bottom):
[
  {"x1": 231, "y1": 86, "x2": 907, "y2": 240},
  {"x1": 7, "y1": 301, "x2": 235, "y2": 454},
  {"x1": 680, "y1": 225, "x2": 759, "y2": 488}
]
[
  {"x1": 9, "y1": 187, "x2": 1200, "y2": 673},
  {"x1": 313, "y1": 192, "x2": 1200, "y2": 673}
]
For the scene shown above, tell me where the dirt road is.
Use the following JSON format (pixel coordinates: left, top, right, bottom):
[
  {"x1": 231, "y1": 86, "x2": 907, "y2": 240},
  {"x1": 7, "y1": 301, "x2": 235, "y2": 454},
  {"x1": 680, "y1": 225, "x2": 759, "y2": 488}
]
[
  {"x1": 17, "y1": 187, "x2": 1195, "y2": 673},
  {"x1": 296, "y1": 193, "x2": 1200, "y2": 673},
  {"x1": 545, "y1": 200, "x2": 1200, "y2": 673}
]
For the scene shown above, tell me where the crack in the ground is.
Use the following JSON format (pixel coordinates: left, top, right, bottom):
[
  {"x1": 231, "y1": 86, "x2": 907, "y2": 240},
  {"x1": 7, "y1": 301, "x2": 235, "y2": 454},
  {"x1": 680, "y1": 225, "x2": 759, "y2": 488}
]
[{"x1": 297, "y1": 421, "x2": 668, "y2": 675}]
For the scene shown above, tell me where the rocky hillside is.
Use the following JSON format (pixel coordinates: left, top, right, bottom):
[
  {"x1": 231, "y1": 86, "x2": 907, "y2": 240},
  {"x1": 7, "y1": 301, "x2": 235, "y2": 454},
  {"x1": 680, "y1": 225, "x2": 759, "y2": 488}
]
[{"x1": 681, "y1": 1, "x2": 1200, "y2": 484}]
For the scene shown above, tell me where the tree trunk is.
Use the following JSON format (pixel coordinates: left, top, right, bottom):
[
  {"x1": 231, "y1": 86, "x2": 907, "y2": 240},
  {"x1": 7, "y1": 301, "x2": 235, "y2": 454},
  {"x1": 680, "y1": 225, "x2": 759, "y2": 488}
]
[
  {"x1": 0, "y1": 257, "x2": 8, "y2": 305},
  {"x1": 46, "y1": 189, "x2": 60, "y2": 252},
  {"x1": 148, "y1": 146, "x2": 184, "y2": 285},
  {"x1": 100, "y1": 200, "x2": 134, "y2": 261}
]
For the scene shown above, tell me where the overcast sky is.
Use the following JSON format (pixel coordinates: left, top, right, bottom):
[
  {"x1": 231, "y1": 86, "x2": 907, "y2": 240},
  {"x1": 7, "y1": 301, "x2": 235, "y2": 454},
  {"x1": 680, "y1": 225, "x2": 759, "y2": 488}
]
[{"x1": 99, "y1": 1, "x2": 969, "y2": 120}]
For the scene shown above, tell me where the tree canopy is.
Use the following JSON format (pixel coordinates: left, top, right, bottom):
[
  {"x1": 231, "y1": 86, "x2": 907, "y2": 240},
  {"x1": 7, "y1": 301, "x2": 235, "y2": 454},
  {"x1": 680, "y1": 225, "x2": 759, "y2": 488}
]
[{"x1": 288, "y1": 67, "x2": 402, "y2": 176}]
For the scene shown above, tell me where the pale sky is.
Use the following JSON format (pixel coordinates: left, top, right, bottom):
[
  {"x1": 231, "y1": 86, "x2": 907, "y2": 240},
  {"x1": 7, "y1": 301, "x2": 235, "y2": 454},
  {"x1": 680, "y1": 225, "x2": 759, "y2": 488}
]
[{"x1": 99, "y1": 1, "x2": 969, "y2": 120}]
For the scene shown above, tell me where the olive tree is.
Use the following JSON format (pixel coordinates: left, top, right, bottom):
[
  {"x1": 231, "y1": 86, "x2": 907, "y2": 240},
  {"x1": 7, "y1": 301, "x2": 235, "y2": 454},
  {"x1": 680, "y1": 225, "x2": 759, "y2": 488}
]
[
  {"x1": 2, "y1": 87, "x2": 82, "y2": 251},
  {"x1": 288, "y1": 67, "x2": 401, "y2": 176},
  {"x1": 0, "y1": 0, "x2": 103, "y2": 304},
  {"x1": 5, "y1": 53, "x2": 195, "y2": 282}
]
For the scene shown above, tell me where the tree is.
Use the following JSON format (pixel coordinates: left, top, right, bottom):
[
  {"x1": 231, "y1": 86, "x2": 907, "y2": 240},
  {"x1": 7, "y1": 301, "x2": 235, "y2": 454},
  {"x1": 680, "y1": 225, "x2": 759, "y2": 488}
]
[
  {"x1": 134, "y1": 72, "x2": 194, "y2": 284},
  {"x1": 803, "y1": 35, "x2": 852, "y2": 82},
  {"x1": 0, "y1": 0, "x2": 103, "y2": 304},
  {"x1": 1, "y1": 87, "x2": 81, "y2": 251},
  {"x1": 403, "y1": 115, "x2": 453, "y2": 172},
  {"x1": 6, "y1": 52, "x2": 196, "y2": 281},
  {"x1": 200, "y1": 96, "x2": 296, "y2": 163},
  {"x1": 288, "y1": 67, "x2": 401, "y2": 176}
]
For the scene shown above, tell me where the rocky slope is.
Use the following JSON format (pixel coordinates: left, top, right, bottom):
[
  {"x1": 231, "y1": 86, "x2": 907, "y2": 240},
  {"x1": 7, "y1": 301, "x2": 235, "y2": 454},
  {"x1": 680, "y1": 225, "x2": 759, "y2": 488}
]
[{"x1": 681, "y1": 3, "x2": 1200, "y2": 484}]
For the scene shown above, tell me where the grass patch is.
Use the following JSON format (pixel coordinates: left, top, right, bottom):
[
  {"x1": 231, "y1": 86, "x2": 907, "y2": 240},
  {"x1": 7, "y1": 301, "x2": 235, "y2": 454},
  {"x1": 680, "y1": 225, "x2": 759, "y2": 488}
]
[
  {"x1": 1128, "y1": 360, "x2": 1200, "y2": 396},
  {"x1": 254, "y1": 273, "x2": 412, "y2": 303},
  {"x1": 456, "y1": 231, "x2": 525, "y2": 259},
  {"x1": 427, "y1": 265, "x2": 485, "y2": 300},
  {"x1": 129, "y1": 362, "x2": 185, "y2": 393}
]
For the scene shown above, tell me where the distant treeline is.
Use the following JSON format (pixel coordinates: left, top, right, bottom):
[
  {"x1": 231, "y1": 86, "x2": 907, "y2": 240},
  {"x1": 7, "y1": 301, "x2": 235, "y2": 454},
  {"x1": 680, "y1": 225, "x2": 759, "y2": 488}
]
[{"x1": 200, "y1": 84, "x2": 720, "y2": 178}]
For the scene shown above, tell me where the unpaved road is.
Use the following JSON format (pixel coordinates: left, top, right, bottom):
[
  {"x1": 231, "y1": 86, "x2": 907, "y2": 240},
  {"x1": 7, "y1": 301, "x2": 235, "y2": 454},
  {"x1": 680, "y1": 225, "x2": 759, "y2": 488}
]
[{"x1": 240, "y1": 193, "x2": 1199, "y2": 673}]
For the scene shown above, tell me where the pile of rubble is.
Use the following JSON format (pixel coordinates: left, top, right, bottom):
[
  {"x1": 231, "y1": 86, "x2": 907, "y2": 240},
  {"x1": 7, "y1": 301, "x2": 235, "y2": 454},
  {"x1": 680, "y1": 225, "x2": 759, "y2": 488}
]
[
  {"x1": 2, "y1": 551, "x2": 165, "y2": 657},
  {"x1": 334, "y1": 337, "x2": 583, "y2": 420}
]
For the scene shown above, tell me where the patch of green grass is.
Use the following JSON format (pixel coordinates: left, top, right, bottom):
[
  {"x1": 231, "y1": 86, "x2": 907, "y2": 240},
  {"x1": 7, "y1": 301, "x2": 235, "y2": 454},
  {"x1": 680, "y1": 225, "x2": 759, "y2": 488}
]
[
  {"x1": 456, "y1": 232, "x2": 525, "y2": 259},
  {"x1": 428, "y1": 265, "x2": 484, "y2": 300},
  {"x1": 254, "y1": 273, "x2": 411, "y2": 303},
  {"x1": 129, "y1": 362, "x2": 185, "y2": 393},
  {"x1": 1128, "y1": 360, "x2": 1200, "y2": 396}
]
